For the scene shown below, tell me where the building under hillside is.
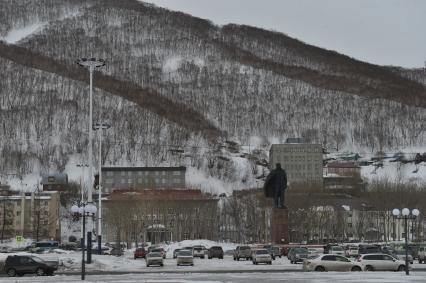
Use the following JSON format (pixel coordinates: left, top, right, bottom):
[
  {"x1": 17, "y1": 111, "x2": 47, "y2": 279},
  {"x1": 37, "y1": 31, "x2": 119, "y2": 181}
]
[
  {"x1": 269, "y1": 141, "x2": 323, "y2": 187},
  {"x1": 101, "y1": 166, "x2": 186, "y2": 193},
  {"x1": 102, "y1": 189, "x2": 218, "y2": 244},
  {"x1": 0, "y1": 185, "x2": 60, "y2": 241}
]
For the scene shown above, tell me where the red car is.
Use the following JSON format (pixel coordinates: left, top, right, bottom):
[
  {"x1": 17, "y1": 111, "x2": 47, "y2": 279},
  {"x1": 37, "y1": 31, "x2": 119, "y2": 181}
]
[{"x1": 134, "y1": 247, "x2": 147, "y2": 259}]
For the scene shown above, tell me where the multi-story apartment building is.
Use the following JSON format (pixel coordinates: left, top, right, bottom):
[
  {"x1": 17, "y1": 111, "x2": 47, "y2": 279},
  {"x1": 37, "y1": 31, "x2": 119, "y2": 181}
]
[
  {"x1": 41, "y1": 173, "x2": 68, "y2": 191},
  {"x1": 101, "y1": 167, "x2": 186, "y2": 193},
  {"x1": 269, "y1": 141, "x2": 323, "y2": 186},
  {"x1": 0, "y1": 186, "x2": 60, "y2": 241}
]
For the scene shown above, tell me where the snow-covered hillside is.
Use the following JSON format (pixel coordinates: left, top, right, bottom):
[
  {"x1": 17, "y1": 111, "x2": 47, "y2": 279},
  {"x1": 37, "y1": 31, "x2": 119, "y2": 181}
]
[{"x1": 0, "y1": 0, "x2": 425, "y2": 193}]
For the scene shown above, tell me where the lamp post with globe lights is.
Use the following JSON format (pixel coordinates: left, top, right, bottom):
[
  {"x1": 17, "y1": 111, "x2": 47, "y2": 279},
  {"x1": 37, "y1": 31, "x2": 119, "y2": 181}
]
[
  {"x1": 392, "y1": 208, "x2": 420, "y2": 275},
  {"x1": 71, "y1": 202, "x2": 97, "y2": 280}
]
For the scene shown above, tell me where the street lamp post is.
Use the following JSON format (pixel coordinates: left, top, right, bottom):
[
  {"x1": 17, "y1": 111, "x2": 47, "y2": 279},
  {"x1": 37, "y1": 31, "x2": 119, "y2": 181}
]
[
  {"x1": 392, "y1": 208, "x2": 420, "y2": 276},
  {"x1": 75, "y1": 57, "x2": 106, "y2": 256},
  {"x1": 75, "y1": 57, "x2": 106, "y2": 204},
  {"x1": 71, "y1": 202, "x2": 97, "y2": 281},
  {"x1": 93, "y1": 122, "x2": 111, "y2": 255}
]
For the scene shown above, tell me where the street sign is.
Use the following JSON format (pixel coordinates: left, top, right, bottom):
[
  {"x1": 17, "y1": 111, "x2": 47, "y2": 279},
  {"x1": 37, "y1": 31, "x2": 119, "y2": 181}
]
[{"x1": 16, "y1": 235, "x2": 23, "y2": 243}]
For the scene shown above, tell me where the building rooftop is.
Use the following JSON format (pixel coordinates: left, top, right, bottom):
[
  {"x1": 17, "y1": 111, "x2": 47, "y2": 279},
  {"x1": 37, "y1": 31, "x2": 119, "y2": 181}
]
[
  {"x1": 106, "y1": 189, "x2": 214, "y2": 201},
  {"x1": 327, "y1": 162, "x2": 360, "y2": 169},
  {"x1": 102, "y1": 166, "x2": 186, "y2": 172}
]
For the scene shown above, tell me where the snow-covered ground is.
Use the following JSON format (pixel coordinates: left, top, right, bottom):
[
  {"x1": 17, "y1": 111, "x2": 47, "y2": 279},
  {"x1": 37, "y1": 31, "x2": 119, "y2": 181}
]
[{"x1": 0, "y1": 271, "x2": 426, "y2": 282}]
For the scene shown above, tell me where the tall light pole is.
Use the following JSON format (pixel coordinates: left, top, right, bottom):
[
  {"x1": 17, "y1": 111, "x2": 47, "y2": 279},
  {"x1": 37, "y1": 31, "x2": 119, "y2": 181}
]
[
  {"x1": 392, "y1": 208, "x2": 420, "y2": 276},
  {"x1": 75, "y1": 57, "x2": 106, "y2": 204},
  {"x1": 93, "y1": 122, "x2": 111, "y2": 255}
]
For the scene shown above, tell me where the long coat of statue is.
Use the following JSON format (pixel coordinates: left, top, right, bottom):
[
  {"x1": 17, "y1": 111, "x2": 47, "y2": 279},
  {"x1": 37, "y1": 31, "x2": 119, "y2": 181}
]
[{"x1": 264, "y1": 163, "x2": 287, "y2": 208}]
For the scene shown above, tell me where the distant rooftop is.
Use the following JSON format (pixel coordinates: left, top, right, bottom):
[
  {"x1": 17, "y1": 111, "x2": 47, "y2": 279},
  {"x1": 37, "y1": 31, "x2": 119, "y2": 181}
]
[
  {"x1": 285, "y1": 138, "x2": 305, "y2": 144},
  {"x1": 327, "y1": 162, "x2": 360, "y2": 169},
  {"x1": 102, "y1": 166, "x2": 186, "y2": 172}
]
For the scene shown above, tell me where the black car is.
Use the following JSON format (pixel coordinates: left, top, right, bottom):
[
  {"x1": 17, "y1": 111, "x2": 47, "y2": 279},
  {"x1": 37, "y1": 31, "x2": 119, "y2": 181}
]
[
  {"x1": 208, "y1": 246, "x2": 224, "y2": 259},
  {"x1": 4, "y1": 255, "x2": 57, "y2": 277}
]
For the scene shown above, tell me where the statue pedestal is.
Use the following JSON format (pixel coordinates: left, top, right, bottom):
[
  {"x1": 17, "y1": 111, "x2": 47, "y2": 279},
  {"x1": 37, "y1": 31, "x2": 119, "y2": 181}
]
[{"x1": 271, "y1": 208, "x2": 289, "y2": 244}]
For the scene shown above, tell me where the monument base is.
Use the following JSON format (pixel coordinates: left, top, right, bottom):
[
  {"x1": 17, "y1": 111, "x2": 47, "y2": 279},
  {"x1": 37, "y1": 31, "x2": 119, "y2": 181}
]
[{"x1": 271, "y1": 208, "x2": 289, "y2": 244}]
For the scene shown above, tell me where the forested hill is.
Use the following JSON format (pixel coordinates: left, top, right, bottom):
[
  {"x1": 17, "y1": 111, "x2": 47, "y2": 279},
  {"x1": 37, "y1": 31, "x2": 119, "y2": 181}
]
[{"x1": 0, "y1": 0, "x2": 425, "y2": 192}]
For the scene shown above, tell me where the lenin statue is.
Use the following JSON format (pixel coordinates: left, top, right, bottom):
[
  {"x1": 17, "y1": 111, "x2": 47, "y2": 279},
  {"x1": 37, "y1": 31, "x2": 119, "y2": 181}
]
[{"x1": 264, "y1": 163, "x2": 287, "y2": 208}]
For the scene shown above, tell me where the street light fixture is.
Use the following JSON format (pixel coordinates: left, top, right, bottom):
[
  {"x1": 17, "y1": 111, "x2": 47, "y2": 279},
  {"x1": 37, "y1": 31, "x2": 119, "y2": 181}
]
[
  {"x1": 75, "y1": 57, "x2": 106, "y2": 204},
  {"x1": 71, "y1": 202, "x2": 97, "y2": 281},
  {"x1": 92, "y1": 122, "x2": 111, "y2": 255},
  {"x1": 392, "y1": 207, "x2": 420, "y2": 275}
]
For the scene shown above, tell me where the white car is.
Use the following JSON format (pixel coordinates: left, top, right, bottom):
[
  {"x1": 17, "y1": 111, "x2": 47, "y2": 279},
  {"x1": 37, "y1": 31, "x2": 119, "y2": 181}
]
[
  {"x1": 177, "y1": 249, "x2": 194, "y2": 266},
  {"x1": 146, "y1": 252, "x2": 164, "y2": 267},
  {"x1": 357, "y1": 253, "x2": 408, "y2": 271},
  {"x1": 303, "y1": 254, "x2": 362, "y2": 272},
  {"x1": 329, "y1": 246, "x2": 345, "y2": 256},
  {"x1": 252, "y1": 249, "x2": 272, "y2": 265},
  {"x1": 345, "y1": 247, "x2": 359, "y2": 257}
]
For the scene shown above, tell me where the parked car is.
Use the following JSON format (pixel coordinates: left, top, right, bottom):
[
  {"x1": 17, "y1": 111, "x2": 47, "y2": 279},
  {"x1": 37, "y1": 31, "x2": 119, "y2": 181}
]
[
  {"x1": 418, "y1": 246, "x2": 426, "y2": 263},
  {"x1": 345, "y1": 246, "x2": 359, "y2": 258},
  {"x1": 146, "y1": 252, "x2": 164, "y2": 267},
  {"x1": 234, "y1": 245, "x2": 252, "y2": 261},
  {"x1": 134, "y1": 247, "x2": 147, "y2": 259},
  {"x1": 329, "y1": 246, "x2": 345, "y2": 256},
  {"x1": 303, "y1": 254, "x2": 362, "y2": 272},
  {"x1": 173, "y1": 248, "x2": 181, "y2": 259},
  {"x1": 252, "y1": 249, "x2": 272, "y2": 265},
  {"x1": 262, "y1": 245, "x2": 276, "y2": 260},
  {"x1": 110, "y1": 247, "x2": 124, "y2": 256},
  {"x1": 0, "y1": 246, "x2": 12, "y2": 253},
  {"x1": 4, "y1": 255, "x2": 58, "y2": 277},
  {"x1": 151, "y1": 247, "x2": 166, "y2": 259},
  {"x1": 288, "y1": 247, "x2": 309, "y2": 264},
  {"x1": 358, "y1": 244, "x2": 381, "y2": 255},
  {"x1": 272, "y1": 246, "x2": 281, "y2": 259},
  {"x1": 208, "y1": 246, "x2": 224, "y2": 259},
  {"x1": 307, "y1": 248, "x2": 322, "y2": 258},
  {"x1": 392, "y1": 249, "x2": 413, "y2": 264},
  {"x1": 357, "y1": 253, "x2": 408, "y2": 271},
  {"x1": 193, "y1": 246, "x2": 206, "y2": 259},
  {"x1": 177, "y1": 249, "x2": 194, "y2": 266}
]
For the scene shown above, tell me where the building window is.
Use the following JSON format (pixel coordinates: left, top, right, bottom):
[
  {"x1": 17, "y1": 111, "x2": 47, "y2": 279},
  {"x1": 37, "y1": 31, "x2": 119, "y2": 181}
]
[
  {"x1": 155, "y1": 171, "x2": 159, "y2": 176},
  {"x1": 348, "y1": 223, "x2": 352, "y2": 228},
  {"x1": 173, "y1": 178, "x2": 180, "y2": 184},
  {"x1": 106, "y1": 172, "x2": 113, "y2": 176},
  {"x1": 106, "y1": 179, "x2": 113, "y2": 184},
  {"x1": 128, "y1": 179, "x2": 132, "y2": 184},
  {"x1": 145, "y1": 172, "x2": 149, "y2": 176},
  {"x1": 121, "y1": 172, "x2": 125, "y2": 176},
  {"x1": 155, "y1": 178, "x2": 159, "y2": 184},
  {"x1": 121, "y1": 179, "x2": 125, "y2": 184},
  {"x1": 162, "y1": 171, "x2": 166, "y2": 176},
  {"x1": 172, "y1": 171, "x2": 181, "y2": 176},
  {"x1": 138, "y1": 171, "x2": 142, "y2": 176},
  {"x1": 128, "y1": 172, "x2": 132, "y2": 176},
  {"x1": 162, "y1": 179, "x2": 166, "y2": 184},
  {"x1": 138, "y1": 178, "x2": 143, "y2": 184}
]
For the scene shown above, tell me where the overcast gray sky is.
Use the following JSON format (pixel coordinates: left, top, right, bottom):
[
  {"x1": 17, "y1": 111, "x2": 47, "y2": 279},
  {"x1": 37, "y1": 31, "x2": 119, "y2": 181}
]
[{"x1": 147, "y1": 0, "x2": 425, "y2": 68}]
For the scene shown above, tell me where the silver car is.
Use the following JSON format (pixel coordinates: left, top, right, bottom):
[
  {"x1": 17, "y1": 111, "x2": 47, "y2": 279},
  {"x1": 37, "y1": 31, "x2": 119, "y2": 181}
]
[
  {"x1": 357, "y1": 253, "x2": 408, "y2": 271},
  {"x1": 252, "y1": 249, "x2": 272, "y2": 265},
  {"x1": 146, "y1": 252, "x2": 164, "y2": 267},
  {"x1": 303, "y1": 254, "x2": 362, "y2": 272},
  {"x1": 177, "y1": 249, "x2": 194, "y2": 266}
]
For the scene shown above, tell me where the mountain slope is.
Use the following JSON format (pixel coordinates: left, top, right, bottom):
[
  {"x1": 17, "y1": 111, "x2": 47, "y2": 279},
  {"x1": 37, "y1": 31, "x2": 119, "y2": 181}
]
[{"x1": 0, "y1": 0, "x2": 425, "y2": 191}]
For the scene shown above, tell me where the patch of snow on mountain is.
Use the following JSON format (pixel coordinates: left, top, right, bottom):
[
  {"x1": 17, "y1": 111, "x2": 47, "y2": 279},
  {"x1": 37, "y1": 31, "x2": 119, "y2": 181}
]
[{"x1": 1, "y1": 22, "x2": 46, "y2": 44}]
